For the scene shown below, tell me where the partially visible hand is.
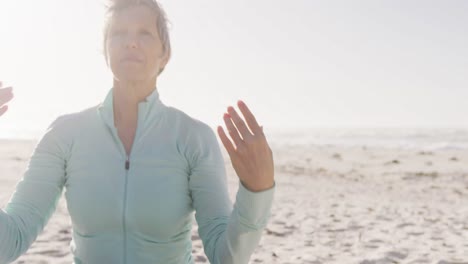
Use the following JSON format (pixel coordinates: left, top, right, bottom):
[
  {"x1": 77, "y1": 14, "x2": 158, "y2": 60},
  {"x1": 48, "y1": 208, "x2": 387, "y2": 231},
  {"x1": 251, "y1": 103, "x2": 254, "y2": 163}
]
[
  {"x1": 217, "y1": 100, "x2": 274, "y2": 192},
  {"x1": 0, "y1": 81, "x2": 14, "y2": 117}
]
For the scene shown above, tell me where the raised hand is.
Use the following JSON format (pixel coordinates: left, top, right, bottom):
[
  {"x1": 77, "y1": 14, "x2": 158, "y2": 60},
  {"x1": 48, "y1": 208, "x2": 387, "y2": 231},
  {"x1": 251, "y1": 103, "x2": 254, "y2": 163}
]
[
  {"x1": 0, "y1": 81, "x2": 14, "y2": 117},
  {"x1": 217, "y1": 100, "x2": 275, "y2": 192}
]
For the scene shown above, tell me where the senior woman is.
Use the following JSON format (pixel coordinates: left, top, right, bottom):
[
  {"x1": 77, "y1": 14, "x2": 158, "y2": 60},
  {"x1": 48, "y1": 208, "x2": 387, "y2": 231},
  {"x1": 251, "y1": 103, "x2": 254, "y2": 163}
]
[{"x1": 0, "y1": 0, "x2": 275, "y2": 263}]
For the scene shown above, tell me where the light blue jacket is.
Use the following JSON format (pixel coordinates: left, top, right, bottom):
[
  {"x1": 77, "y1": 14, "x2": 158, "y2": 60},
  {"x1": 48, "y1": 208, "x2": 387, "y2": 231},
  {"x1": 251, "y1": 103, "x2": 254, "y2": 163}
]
[{"x1": 0, "y1": 88, "x2": 275, "y2": 264}]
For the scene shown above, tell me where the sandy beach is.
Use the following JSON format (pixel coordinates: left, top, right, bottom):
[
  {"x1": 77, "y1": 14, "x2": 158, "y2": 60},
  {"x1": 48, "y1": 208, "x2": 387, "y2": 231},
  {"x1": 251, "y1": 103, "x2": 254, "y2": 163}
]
[{"x1": 1, "y1": 137, "x2": 468, "y2": 264}]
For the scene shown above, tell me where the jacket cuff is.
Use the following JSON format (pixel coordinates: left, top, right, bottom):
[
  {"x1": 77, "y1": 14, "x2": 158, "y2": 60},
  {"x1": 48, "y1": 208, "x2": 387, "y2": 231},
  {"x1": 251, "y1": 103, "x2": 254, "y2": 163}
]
[{"x1": 234, "y1": 180, "x2": 276, "y2": 230}]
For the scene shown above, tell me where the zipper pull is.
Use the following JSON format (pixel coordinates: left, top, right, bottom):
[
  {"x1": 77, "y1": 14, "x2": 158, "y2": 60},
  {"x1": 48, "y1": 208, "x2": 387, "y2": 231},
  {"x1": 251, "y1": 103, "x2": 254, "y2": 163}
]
[{"x1": 125, "y1": 156, "x2": 130, "y2": 170}]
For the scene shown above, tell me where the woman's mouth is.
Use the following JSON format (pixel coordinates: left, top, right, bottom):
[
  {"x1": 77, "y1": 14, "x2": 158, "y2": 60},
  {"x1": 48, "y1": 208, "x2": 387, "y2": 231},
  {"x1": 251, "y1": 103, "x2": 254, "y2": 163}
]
[{"x1": 121, "y1": 56, "x2": 143, "y2": 63}]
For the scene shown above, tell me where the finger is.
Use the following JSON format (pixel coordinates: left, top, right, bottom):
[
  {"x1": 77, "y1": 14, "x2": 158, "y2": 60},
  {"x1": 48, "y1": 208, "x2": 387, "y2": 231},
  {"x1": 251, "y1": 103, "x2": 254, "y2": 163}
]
[
  {"x1": 0, "y1": 87, "x2": 14, "y2": 105},
  {"x1": 237, "y1": 100, "x2": 263, "y2": 135},
  {"x1": 217, "y1": 126, "x2": 236, "y2": 154},
  {"x1": 0, "y1": 105, "x2": 8, "y2": 117},
  {"x1": 223, "y1": 113, "x2": 243, "y2": 147},
  {"x1": 227, "y1": 106, "x2": 253, "y2": 139},
  {"x1": 0, "y1": 86, "x2": 13, "y2": 94}
]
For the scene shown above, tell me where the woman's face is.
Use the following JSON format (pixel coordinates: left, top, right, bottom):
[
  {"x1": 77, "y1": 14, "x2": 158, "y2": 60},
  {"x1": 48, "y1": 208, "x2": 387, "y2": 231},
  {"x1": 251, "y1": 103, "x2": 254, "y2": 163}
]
[{"x1": 106, "y1": 5, "x2": 168, "y2": 83}]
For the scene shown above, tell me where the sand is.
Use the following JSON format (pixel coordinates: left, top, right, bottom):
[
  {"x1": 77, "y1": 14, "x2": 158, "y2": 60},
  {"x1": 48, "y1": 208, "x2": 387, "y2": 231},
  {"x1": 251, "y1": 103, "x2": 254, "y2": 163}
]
[{"x1": 1, "y1": 138, "x2": 468, "y2": 264}]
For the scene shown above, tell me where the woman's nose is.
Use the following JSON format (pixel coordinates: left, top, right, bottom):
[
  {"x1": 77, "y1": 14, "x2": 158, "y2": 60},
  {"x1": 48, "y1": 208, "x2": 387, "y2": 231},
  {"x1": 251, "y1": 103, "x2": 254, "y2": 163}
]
[{"x1": 124, "y1": 36, "x2": 138, "y2": 49}]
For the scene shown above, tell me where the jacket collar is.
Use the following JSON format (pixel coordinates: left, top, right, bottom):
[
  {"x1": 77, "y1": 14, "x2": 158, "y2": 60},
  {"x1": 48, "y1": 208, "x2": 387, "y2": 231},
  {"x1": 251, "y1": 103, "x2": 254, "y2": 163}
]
[{"x1": 97, "y1": 87, "x2": 165, "y2": 130}]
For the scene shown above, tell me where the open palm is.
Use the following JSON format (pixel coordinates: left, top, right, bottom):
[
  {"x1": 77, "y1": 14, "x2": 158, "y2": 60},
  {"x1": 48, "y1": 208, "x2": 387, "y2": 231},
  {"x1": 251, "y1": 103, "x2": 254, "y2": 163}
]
[{"x1": 217, "y1": 100, "x2": 275, "y2": 192}]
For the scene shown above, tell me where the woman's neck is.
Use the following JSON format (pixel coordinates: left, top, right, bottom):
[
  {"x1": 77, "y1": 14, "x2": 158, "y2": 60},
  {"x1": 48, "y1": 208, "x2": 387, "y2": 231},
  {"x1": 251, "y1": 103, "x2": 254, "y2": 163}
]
[{"x1": 112, "y1": 78, "x2": 157, "y2": 125}]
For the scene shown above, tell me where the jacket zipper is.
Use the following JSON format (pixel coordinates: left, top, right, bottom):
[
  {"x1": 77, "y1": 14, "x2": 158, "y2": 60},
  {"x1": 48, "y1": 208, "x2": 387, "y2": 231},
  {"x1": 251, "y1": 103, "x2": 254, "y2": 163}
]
[
  {"x1": 125, "y1": 156, "x2": 130, "y2": 170},
  {"x1": 123, "y1": 154, "x2": 130, "y2": 264}
]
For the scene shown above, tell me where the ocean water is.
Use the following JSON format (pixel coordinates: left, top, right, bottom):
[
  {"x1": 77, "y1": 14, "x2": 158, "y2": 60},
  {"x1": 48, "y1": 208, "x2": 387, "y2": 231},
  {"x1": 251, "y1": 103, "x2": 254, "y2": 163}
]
[
  {"x1": 1, "y1": 126, "x2": 468, "y2": 151},
  {"x1": 267, "y1": 127, "x2": 468, "y2": 150},
  {"x1": 0, "y1": 127, "x2": 44, "y2": 140}
]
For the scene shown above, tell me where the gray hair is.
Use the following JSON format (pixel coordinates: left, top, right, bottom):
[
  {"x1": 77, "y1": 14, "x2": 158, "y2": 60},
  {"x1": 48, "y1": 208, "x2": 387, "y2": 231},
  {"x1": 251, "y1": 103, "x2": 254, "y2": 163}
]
[{"x1": 103, "y1": 0, "x2": 172, "y2": 75}]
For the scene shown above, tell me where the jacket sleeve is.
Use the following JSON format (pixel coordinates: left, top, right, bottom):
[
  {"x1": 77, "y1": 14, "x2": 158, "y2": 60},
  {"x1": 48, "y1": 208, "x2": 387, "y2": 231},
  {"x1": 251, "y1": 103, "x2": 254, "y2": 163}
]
[
  {"x1": 0, "y1": 117, "x2": 69, "y2": 263},
  {"x1": 186, "y1": 122, "x2": 275, "y2": 264}
]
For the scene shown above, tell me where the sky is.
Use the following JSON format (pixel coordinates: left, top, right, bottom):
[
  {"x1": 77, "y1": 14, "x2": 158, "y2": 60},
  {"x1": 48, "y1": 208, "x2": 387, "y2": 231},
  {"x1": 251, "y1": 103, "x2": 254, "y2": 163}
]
[{"x1": 0, "y1": 0, "x2": 467, "y2": 139}]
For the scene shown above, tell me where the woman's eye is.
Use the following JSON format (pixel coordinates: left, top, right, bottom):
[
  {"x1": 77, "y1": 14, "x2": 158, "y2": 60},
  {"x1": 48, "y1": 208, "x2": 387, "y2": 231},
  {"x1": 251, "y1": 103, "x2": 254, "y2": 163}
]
[
  {"x1": 141, "y1": 31, "x2": 153, "y2": 37},
  {"x1": 110, "y1": 31, "x2": 124, "y2": 37}
]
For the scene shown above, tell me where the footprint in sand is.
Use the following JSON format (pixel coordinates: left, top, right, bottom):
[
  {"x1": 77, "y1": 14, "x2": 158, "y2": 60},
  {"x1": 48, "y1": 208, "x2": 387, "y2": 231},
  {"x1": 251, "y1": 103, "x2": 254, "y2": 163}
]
[
  {"x1": 32, "y1": 249, "x2": 68, "y2": 258},
  {"x1": 331, "y1": 153, "x2": 342, "y2": 160},
  {"x1": 418, "y1": 151, "x2": 434, "y2": 156},
  {"x1": 437, "y1": 261, "x2": 468, "y2": 264},
  {"x1": 368, "y1": 239, "x2": 385, "y2": 244},
  {"x1": 396, "y1": 222, "x2": 415, "y2": 228},
  {"x1": 359, "y1": 250, "x2": 408, "y2": 263},
  {"x1": 10, "y1": 156, "x2": 25, "y2": 161},
  {"x1": 384, "y1": 159, "x2": 400, "y2": 165},
  {"x1": 386, "y1": 250, "x2": 408, "y2": 260},
  {"x1": 59, "y1": 228, "x2": 70, "y2": 234},
  {"x1": 409, "y1": 259, "x2": 431, "y2": 263},
  {"x1": 407, "y1": 231, "x2": 425, "y2": 236},
  {"x1": 403, "y1": 172, "x2": 439, "y2": 180},
  {"x1": 195, "y1": 255, "x2": 207, "y2": 262},
  {"x1": 265, "y1": 227, "x2": 294, "y2": 237},
  {"x1": 359, "y1": 259, "x2": 387, "y2": 264}
]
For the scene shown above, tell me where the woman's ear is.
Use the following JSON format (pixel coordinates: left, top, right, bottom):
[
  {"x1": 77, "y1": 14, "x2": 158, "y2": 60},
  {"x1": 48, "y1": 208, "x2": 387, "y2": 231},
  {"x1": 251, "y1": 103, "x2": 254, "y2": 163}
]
[
  {"x1": 158, "y1": 51, "x2": 170, "y2": 74},
  {"x1": 161, "y1": 51, "x2": 170, "y2": 68}
]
